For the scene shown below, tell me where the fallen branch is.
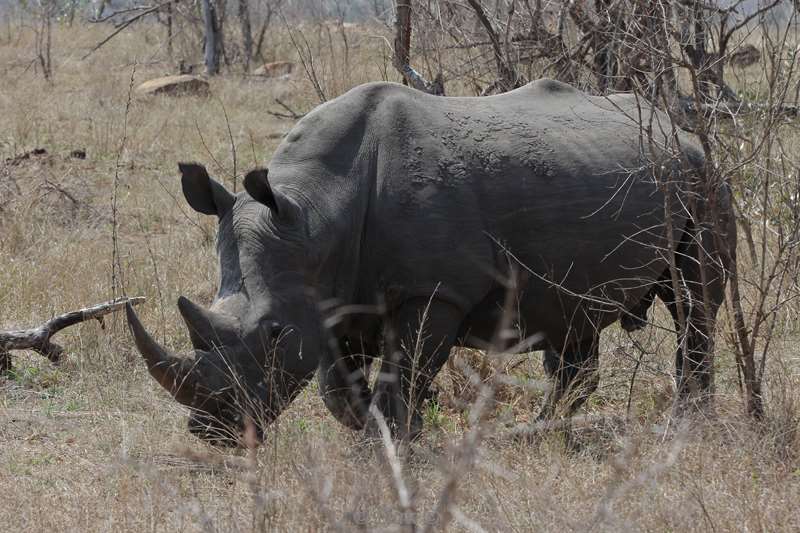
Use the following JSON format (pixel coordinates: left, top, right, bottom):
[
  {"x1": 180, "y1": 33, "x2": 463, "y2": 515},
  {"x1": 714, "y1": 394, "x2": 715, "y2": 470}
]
[
  {"x1": 0, "y1": 296, "x2": 145, "y2": 370},
  {"x1": 4, "y1": 147, "x2": 47, "y2": 166}
]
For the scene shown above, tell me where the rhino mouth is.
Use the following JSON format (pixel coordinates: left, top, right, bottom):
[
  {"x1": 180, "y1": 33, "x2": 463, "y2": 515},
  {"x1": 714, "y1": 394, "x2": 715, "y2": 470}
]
[
  {"x1": 126, "y1": 301, "x2": 310, "y2": 445},
  {"x1": 188, "y1": 410, "x2": 244, "y2": 446},
  {"x1": 187, "y1": 406, "x2": 271, "y2": 446}
]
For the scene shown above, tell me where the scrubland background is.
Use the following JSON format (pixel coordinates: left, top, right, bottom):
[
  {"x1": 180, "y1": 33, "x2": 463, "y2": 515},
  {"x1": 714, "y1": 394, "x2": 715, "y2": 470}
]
[{"x1": 2, "y1": 2, "x2": 800, "y2": 531}]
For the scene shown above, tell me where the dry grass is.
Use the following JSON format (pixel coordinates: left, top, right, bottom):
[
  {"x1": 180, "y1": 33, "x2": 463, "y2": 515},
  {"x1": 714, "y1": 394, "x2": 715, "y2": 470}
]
[{"x1": 2, "y1": 20, "x2": 800, "y2": 532}]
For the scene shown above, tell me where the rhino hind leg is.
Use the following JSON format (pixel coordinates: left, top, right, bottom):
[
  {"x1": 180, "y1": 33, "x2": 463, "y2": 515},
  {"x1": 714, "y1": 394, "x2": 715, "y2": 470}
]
[
  {"x1": 370, "y1": 297, "x2": 463, "y2": 440},
  {"x1": 538, "y1": 337, "x2": 600, "y2": 420},
  {"x1": 658, "y1": 250, "x2": 727, "y2": 409},
  {"x1": 619, "y1": 288, "x2": 656, "y2": 332},
  {"x1": 657, "y1": 282, "x2": 720, "y2": 410}
]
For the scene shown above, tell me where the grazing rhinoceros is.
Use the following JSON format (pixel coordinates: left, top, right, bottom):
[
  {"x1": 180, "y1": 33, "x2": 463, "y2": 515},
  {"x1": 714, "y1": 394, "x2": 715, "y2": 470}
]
[{"x1": 126, "y1": 79, "x2": 735, "y2": 444}]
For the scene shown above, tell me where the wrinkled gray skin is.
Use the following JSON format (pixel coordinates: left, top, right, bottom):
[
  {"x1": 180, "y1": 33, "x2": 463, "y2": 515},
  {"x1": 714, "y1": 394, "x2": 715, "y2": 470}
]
[{"x1": 127, "y1": 79, "x2": 735, "y2": 444}]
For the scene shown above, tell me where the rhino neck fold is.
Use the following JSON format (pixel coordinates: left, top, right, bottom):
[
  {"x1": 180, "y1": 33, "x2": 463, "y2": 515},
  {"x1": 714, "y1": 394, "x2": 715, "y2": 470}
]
[
  {"x1": 262, "y1": 97, "x2": 380, "y2": 306},
  {"x1": 266, "y1": 163, "x2": 375, "y2": 308}
]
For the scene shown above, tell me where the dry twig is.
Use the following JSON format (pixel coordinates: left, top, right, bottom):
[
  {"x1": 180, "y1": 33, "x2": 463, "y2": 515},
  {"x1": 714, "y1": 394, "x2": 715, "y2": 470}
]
[{"x1": 267, "y1": 98, "x2": 306, "y2": 120}]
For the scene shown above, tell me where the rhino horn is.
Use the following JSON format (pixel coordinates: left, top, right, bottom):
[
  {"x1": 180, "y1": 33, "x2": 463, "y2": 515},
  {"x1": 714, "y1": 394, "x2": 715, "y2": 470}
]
[
  {"x1": 126, "y1": 302, "x2": 199, "y2": 406},
  {"x1": 177, "y1": 295, "x2": 233, "y2": 350}
]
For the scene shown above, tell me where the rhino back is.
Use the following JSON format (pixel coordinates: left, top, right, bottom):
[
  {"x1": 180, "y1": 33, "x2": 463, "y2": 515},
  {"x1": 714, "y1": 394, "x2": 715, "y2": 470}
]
[
  {"x1": 266, "y1": 82, "x2": 699, "y2": 340},
  {"x1": 369, "y1": 84, "x2": 691, "y2": 311}
]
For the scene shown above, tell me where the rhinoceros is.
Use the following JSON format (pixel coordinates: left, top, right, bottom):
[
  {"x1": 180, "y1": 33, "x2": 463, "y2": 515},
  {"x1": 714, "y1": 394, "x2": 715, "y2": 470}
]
[{"x1": 126, "y1": 79, "x2": 734, "y2": 443}]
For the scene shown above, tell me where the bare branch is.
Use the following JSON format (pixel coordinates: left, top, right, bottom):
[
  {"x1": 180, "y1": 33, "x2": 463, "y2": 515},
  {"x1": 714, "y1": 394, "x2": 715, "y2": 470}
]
[
  {"x1": 88, "y1": 5, "x2": 155, "y2": 23},
  {"x1": 466, "y1": 0, "x2": 519, "y2": 93},
  {"x1": 0, "y1": 297, "x2": 145, "y2": 366},
  {"x1": 82, "y1": 0, "x2": 178, "y2": 60},
  {"x1": 266, "y1": 98, "x2": 306, "y2": 120}
]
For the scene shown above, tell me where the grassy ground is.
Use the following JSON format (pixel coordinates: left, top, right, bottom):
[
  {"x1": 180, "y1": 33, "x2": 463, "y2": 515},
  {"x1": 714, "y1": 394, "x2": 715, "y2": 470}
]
[{"x1": 2, "y1": 21, "x2": 800, "y2": 532}]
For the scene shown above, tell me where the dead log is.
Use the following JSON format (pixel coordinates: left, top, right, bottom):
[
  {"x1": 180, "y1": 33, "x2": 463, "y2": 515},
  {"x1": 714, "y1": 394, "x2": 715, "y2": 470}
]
[
  {"x1": 0, "y1": 296, "x2": 145, "y2": 372},
  {"x1": 4, "y1": 148, "x2": 47, "y2": 166}
]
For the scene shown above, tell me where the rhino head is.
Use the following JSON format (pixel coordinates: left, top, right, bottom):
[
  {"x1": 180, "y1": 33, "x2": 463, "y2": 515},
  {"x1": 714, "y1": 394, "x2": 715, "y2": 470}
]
[{"x1": 127, "y1": 163, "x2": 323, "y2": 445}]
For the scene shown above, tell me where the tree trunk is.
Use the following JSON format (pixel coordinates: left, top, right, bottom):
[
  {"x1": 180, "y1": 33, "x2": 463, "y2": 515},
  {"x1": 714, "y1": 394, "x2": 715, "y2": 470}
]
[
  {"x1": 238, "y1": 0, "x2": 252, "y2": 71},
  {"x1": 202, "y1": 0, "x2": 219, "y2": 75},
  {"x1": 166, "y1": 1, "x2": 173, "y2": 59},
  {"x1": 394, "y1": 0, "x2": 412, "y2": 76},
  {"x1": 253, "y1": 4, "x2": 274, "y2": 65},
  {"x1": 392, "y1": 0, "x2": 444, "y2": 95},
  {"x1": 217, "y1": 0, "x2": 230, "y2": 67}
]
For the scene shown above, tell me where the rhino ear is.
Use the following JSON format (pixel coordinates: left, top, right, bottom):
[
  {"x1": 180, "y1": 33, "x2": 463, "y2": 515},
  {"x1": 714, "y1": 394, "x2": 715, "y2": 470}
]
[
  {"x1": 179, "y1": 162, "x2": 235, "y2": 217},
  {"x1": 243, "y1": 168, "x2": 280, "y2": 213}
]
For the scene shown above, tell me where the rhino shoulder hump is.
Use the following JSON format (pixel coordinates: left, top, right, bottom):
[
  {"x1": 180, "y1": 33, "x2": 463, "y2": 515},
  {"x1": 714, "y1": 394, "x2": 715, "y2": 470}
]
[{"x1": 343, "y1": 81, "x2": 412, "y2": 107}]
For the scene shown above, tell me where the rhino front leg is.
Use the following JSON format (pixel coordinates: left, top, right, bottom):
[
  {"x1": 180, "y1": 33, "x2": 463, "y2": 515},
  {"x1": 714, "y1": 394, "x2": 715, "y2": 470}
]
[
  {"x1": 371, "y1": 297, "x2": 462, "y2": 440},
  {"x1": 538, "y1": 336, "x2": 600, "y2": 420},
  {"x1": 319, "y1": 336, "x2": 376, "y2": 430}
]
